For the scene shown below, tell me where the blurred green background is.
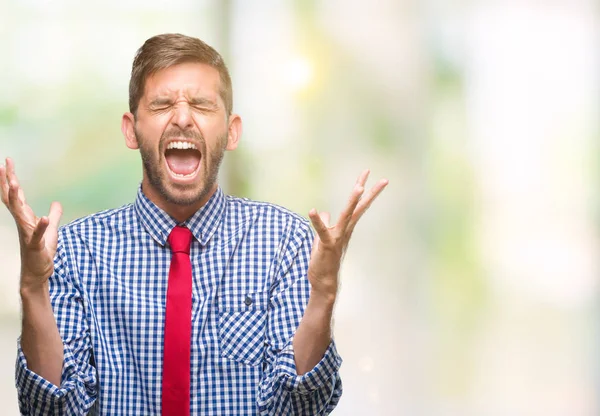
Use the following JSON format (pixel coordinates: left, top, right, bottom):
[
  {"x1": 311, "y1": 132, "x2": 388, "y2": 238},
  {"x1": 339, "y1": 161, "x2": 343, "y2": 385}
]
[{"x1": 1, "y1": 0, "x2": 598, "y2": 415}]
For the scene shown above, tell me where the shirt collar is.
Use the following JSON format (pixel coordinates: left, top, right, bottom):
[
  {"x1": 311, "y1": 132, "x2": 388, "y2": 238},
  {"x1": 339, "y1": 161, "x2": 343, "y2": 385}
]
[{"x1": 134, "y1": 185, "x2": 226, "y2": 247}]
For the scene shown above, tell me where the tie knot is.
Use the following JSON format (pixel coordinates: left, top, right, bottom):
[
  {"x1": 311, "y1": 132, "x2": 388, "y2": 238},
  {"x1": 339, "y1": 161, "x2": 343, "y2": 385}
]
[{"x1": 168, "y1": 226, "x2": 192, "y2": 254}]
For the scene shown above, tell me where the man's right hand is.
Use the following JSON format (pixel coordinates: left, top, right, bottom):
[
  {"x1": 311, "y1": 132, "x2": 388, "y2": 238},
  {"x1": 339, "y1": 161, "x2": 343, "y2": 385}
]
[{"x1": 0, "y1": 157, "x2": 62, "y2": 295}]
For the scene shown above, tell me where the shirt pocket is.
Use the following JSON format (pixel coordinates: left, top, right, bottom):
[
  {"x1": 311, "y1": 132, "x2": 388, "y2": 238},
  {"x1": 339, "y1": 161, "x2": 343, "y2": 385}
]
[{"x1": 217, "y1": 291, "x2": 270, "y2": 366}]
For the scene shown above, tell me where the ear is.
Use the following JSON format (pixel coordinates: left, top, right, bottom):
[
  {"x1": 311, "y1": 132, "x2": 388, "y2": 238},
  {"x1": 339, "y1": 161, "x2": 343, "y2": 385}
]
[
  {"x1": 122, "y1": 112, "x2": 139, "y2": 150},
  {"x1": 225, "y1": 113, "x2": 242, "y2": 151}
]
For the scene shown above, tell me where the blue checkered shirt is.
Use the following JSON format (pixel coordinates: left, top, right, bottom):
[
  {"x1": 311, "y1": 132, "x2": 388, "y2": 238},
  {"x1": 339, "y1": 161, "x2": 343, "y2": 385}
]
[{"x1": 15, "y1": 187, "x2": 343, "y2": 415}]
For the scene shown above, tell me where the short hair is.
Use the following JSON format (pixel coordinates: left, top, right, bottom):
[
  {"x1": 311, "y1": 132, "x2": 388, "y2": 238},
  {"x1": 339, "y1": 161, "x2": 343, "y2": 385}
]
[{"x1": 128, "y1": 33, "x2": 233, "y2": 116}]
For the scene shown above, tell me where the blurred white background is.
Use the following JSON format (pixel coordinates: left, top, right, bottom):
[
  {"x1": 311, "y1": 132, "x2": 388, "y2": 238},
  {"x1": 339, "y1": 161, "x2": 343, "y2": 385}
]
[{"x1": 0, "y1": 0, "x2": 598, "y2": 415}]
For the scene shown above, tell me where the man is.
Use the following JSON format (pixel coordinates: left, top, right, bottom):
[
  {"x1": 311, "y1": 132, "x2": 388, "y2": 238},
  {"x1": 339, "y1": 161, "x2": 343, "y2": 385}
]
[{"x1": 2, "y1": 33, "x2": 388, "y2": 415}]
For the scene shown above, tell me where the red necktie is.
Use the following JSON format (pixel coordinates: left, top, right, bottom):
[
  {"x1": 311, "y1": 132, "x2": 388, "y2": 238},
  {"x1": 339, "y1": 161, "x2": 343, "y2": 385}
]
[{"x1": 162, "y1": 225, "x2": 193, "y2": 416}]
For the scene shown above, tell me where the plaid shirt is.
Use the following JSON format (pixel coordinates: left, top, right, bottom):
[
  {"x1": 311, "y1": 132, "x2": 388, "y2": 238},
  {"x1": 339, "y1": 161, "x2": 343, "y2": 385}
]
[{"x1": 15, "y1": 187, "x2": 342, "y2": 415}]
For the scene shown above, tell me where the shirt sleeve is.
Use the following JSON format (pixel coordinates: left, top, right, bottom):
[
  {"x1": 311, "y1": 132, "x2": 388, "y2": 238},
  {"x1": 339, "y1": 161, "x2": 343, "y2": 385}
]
[
  {"x1": 15, "y1": 234, "x2": 98, "y2": 415},
  {"x1": 257, "y1": 219, "x2": 343, "y2": 415}
]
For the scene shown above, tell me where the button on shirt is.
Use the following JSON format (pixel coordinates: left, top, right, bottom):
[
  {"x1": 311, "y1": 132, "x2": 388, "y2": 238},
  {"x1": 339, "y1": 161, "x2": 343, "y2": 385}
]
[{"x1": 15, "y1": 187, "x2": 343, "y2": 415}]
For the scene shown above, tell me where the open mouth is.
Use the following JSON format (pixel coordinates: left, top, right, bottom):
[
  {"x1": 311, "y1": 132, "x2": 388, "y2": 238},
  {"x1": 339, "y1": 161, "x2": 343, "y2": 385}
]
[{"x1": 164, "y1": 141, "x2": 202, "y2": 179}]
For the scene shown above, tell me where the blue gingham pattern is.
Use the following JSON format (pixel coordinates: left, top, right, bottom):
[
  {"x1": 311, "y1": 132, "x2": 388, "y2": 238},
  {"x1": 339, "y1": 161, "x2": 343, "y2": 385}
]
[{"x1": 15, "y1": 187, "x2": 343, "y2": 415}]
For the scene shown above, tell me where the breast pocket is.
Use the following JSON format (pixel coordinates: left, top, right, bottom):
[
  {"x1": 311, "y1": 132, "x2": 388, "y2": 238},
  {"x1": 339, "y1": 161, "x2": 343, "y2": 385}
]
[{"x1": 217, "y1": 291, "x2": 269, "y2": 366}]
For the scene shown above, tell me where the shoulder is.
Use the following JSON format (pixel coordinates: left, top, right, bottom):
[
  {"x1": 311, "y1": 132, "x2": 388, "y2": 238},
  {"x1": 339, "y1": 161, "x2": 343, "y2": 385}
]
[
  {"x1": 57, "y1": 203, "x2": 136, "y2": 240},
  {"x1": 224, "y1": 195, "x2": 311, "y2": 233}
]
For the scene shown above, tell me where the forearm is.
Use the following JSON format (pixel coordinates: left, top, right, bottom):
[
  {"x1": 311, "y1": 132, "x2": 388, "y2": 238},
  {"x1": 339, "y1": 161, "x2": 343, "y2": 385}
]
[
  {"x1": 292, "y1": 289, "x2": 335, "y2": 375},
  {"x1": 20, "y1": 280, "x2": 64, "y2": 386},
  {"x1": 260, "y1": 291, "x2": 342, "y2": 415}
]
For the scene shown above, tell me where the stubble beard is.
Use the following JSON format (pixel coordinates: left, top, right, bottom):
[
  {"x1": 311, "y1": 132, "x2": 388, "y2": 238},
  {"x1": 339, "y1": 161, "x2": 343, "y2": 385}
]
[{"x1": 136, "y1": 127, "x2": 227, "y2": 207}]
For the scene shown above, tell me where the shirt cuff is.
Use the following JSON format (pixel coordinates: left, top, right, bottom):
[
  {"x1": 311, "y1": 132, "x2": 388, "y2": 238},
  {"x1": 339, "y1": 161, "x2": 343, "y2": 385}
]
[
  {"x1": 276, "y1": 340, "x2": 343, "y2": 396},
  {"x1": 15, "y1": 337, "x2": 95, "y2": 406}
]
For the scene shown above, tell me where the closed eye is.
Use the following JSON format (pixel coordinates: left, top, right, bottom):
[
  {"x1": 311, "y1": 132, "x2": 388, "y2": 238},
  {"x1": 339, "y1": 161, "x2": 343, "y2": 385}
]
[
  {"x1": 189, "y1": 98, "x2": 218, "y2": 111},
  {"x1": 191, "y1": 105, "x2": 217, "y2": 113},
  {"x1": 149, "y1": 99, "x2": 174, "y2": 111}
]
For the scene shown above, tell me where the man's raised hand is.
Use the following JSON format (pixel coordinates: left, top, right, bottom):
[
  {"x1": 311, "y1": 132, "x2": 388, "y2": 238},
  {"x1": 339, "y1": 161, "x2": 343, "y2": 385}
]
[
  {"x1": 307, "y1": 169, "x2": 388, "y2": 299},
  {"x1": 0, "y1": 158, "x2": 62, "y2": 293}
]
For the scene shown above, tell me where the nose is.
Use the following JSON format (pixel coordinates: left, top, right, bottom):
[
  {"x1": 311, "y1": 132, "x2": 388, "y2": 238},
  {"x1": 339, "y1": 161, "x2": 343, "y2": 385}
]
[{"x1": 171, "y1": 102, "x2": 193, "y2": 130}]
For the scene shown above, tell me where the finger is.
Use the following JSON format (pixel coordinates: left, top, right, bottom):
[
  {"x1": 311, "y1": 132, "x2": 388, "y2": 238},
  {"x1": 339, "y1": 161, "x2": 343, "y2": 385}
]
[
  {"x1": 8, "y1": 179, "x2": 22, "y2": 212},
  {"x1": 355, "y1": 169, "x2": 370, "y2": 188},
  {"x1": 30, "y1": 216, "x2": 49, "y2": 247},
  {"x1": 319, "y1": 211, "x2": 331, "y2": 228},
  {"x1": 336, "y1": 168, "x2": 370, "y2": 231},
  {"x1": 348, "y1": 178, "x2": 389, "y2": 231},
  {"x1": 336, "y1": 184, "x2": 364, "y2": 232},
  {"x1": 7, "y1": 159, "x2": 27, "y2": 205},
  {"x1": 6, "y1": 158, "x2": 23, "y2": 211},
  {"x1": 17, "y1": 187, "x2": 26, "y2": 206},
  {"x1": 354, "y1": 178, "x2": 388, "y2": 217},
  {"x1": 47, "y1": 201, "x2": 63, "y2": 230},
  {"x1": 0, "y1": 162, "x2": 8, "y2": 205},
  {"x1": 309, "y1": 208, "x2": 333, "y2": 244},
  {"x1": 7, "y1": 179, "x2": 33, "y2": 229},
  {"x1": 5, "y1": 157, "x2": 20, "y2": 190}
]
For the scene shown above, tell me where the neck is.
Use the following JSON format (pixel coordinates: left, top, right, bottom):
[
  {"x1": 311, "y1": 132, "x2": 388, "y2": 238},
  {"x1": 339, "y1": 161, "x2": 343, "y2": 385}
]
[{"x1": 141, "y1": 178, "x2": 217, "y2": 223}]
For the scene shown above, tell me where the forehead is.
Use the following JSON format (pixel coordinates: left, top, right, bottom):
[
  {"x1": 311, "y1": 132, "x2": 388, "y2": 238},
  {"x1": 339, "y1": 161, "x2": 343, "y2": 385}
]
[{"x1": 143, "y1": 62, "x2": 222, "y2": 101}]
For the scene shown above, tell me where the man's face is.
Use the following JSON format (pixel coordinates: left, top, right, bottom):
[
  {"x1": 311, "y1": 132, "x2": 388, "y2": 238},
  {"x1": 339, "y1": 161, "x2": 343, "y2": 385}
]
[{"x1": 128, "y1": 62, "x2": 235, "y2": 207}]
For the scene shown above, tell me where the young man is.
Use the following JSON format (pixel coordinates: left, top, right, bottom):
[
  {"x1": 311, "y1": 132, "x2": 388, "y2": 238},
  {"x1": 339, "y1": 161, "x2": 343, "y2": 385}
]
[{"x1": 2, "y1": 33, "x2": 388, "y2": 415}]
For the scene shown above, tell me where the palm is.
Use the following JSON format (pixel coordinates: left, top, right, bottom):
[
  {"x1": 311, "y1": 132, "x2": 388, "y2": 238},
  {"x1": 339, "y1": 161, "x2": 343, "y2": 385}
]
[
  {"x1": 307, "y1": 169, "x2": 388, "y2": 297},
  {"x1": 18, "y1": 206, "x2": 58, "y2": 278},
  {"x1": 1, "y1": 158, "x2": 62, "y2": 287}
]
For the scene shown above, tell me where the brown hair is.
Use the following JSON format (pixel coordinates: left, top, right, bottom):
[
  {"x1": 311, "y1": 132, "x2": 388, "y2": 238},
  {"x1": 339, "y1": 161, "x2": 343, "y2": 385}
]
[{"x1": 128, "y1": 33, "x2": 233, "y2": 116}]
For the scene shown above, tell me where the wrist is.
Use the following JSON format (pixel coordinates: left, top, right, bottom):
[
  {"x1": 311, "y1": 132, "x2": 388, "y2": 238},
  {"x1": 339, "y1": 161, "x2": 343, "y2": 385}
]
[
  {"x1": 20, "y1": 280, "x2": 50, "y2": 300},
  {"x1": 309, "y1": 288, "x2": 337, "y2": 308}
]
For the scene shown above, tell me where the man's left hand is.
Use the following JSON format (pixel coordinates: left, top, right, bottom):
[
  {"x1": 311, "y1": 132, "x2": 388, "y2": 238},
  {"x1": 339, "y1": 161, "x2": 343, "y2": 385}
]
[{"x1": 307, "y1": 169, "x2": 388, "y2": 301}]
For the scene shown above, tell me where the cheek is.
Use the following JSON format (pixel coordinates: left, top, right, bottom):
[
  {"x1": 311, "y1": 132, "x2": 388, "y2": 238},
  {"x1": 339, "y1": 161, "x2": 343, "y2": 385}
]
[
  {"x1": 136, "y1": 122, "x2": 164, "y2": 145},
  {"x1": 135, "y1": 131, "x2": 162, "y2": 161},
  {"x1": 137, "y1": 112, "x2": 170, "y2": 134},
  {"x1": 191, "y1": 112, "x2": 227, "y2": 133}
]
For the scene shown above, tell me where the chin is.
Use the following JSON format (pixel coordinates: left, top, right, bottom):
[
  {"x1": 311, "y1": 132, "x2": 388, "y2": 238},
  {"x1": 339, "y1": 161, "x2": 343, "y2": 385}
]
[{"x1": 161, "y1": 180, "x2": 215, "y2": 207}]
